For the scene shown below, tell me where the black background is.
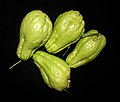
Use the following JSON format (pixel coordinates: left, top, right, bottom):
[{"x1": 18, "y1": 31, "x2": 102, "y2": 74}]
[{"x1": 0, "y1": 0, "x2": 117, "y2": 101}]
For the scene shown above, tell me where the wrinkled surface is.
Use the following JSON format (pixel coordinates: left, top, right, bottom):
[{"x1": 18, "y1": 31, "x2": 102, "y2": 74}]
[
  {"x1": 45, "y1": 10, "x2": 85, "y2": 54},
  {"x1": 33, "y1": 51, "x2": 71, "y2": 91},
  {"x1": 14, "y1": 9, "x2": 107, "y2": 92},
  {"x1": 66, "y1": 29, "x2": 106, "y2": 68},
  {"x1": 17, "y1": 10, "x2": 52, "y2": 60}
]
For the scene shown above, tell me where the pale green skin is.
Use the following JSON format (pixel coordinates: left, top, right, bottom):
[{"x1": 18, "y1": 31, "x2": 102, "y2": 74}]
[
  {"x1": 66, "y1": 29, "x2": 106, "y2": 68},
  {"x1": 45, "y1": 10, "x2": 85, "y2": 54},
  {"x1": 33, "y1": 51, "x2": 71, "y2": 91},
  {"x1": 17, "y1": 10, "x2": 52, "y2": 60}
]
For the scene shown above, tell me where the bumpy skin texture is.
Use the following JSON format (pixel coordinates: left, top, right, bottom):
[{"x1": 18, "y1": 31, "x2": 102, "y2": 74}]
[
  {"x1": 17, "y1": 10, "x2": 52, "y2": 60},
  {"x1": 66, "y1": 29, "x2": 106, "y2": 68},
  {"x1": 45, "y1": 10, "x2": 85, "y2": 54},
  {"x1": 33, "y1": 51, "x2": 71, "y2": 91}
]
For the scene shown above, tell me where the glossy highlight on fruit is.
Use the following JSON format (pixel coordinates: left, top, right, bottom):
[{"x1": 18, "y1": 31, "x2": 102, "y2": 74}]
[
  {"x1": 33, "y1": 51, "x2": 71, "y2": 91},
  {"x1": 45, "y1": 10, "x2": 85, "y2": 54},
  {"x1": 17, "y1": 10, "x2": 52, "y2": 60},
  {"x1": 66, "y1": 29, "x2": 106, "y2": 68}
]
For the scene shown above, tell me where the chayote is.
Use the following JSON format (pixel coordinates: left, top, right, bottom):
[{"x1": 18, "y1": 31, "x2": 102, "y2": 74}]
[
  {"x1": 45, "y1": 10, "x2": 85, "y2": 54},
  {"x1": 32, "y1": 51, "x2": 71, "y2": 91},
  {"x1": 17, "y1": 10, "x2": 52, "y2": 60},
  {"x1": 66, "y1": 29, "x2": 106, "y2": 68}
]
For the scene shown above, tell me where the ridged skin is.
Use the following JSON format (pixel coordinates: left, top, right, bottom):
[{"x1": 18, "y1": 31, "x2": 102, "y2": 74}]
[
  {"x1": 45, "y1": 10, "x2": 85, "y2": 54},
  {"x1": 17, "y1": 10, "x2": 52, "y2": 60},
  {"x1": 66, "y1": 29, "x2": 106, "y2": 68},
  {"x1": 33, "y1": 51, "x2": 71, "y2": 91}
]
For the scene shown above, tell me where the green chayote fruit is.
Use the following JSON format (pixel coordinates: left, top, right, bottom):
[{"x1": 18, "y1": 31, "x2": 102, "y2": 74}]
[
  {"x1": 32, "y1": 51, "x2": 71, "y2": 91},
  {"x1": 66, "y1": 29, "x2": 106, "y2": 68},
  {"x1": 17, "y1": 10, "x2": 52, "y2": 60},
  {"x1": 45, "y1": 10, "x2": 85, "y2": 54}
]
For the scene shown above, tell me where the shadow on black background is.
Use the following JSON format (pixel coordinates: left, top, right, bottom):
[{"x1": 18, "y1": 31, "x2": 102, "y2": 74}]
[{"x1": 1, "y1": 0, "x2": 117, "y2": 101}]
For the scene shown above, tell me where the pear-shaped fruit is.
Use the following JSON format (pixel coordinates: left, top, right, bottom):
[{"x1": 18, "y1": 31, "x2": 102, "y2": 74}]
[
  {"x1": 33, "y1": 51, "x2": 71, "y2": 91},
  {"x1": 17, "y1": 10, "x2": 52, "y2": 60},
  {"x1": 66, "y1": 29, "x2": 106, "y2": 68},
  {"x1": 45, "y1": 10, "x2": 85, "y2": 54}
]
